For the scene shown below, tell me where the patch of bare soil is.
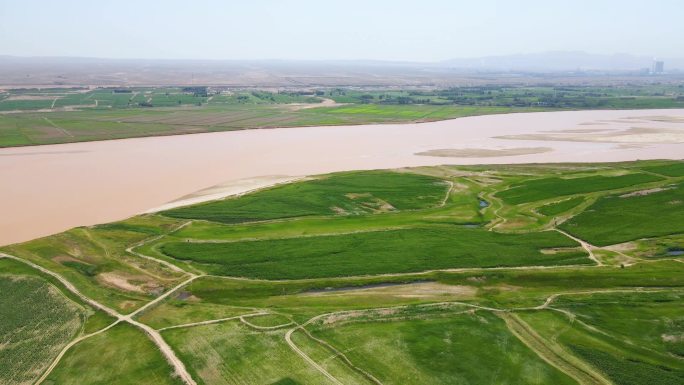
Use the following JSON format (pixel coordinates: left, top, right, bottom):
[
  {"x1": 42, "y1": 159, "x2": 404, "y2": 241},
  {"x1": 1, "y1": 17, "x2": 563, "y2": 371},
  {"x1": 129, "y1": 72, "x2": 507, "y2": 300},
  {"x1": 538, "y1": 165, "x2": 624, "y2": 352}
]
[
  {"x1": 620, "y1": 187, "x2": 673, "y2": 198},
  {"x1": 605, "y1": 242, "x2": 637, "y2": 253},
  {"x1": 5, "y1": 95, "x2": 58, "y2": 101},
  {"x1": 51, "y1": 255, "x2": 85, "y2": 264},
  {"x1": 97, "y1": 271, "x2": 162, "y2": 294},
  {"x1": 287, "y1": 98, "x2": 345, "y2": 110},
  {"x1": 540, "y1": 247, "x2": 584, "y2": 255},
  {"x1": 662, "y1": 334, "x2": 684, "y2": 342},
  {"x1": 416, "y1": 147, "x2": 553, "y2": 158},
  {"x1": 307, "y1": 282, "x2": 476, "y2": 299}
]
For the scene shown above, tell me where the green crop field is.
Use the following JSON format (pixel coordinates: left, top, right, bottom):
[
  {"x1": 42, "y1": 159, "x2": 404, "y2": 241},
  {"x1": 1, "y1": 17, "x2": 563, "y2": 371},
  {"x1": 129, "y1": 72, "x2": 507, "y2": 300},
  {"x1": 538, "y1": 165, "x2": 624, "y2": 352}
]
[
  {"x1": 537, "y1": 196, "x2": 585, "y2": 216},
  {"x1": 164, "y1": 171, "x2": 450, "y2": 224},
  {"x1": 163, "y1": 321, "x2": 341, "y2": 385},
  {"x1": 560, "y1": 182, "x2": 684, "y2": 245},
  {"x1": 0, "y1": 276, "x2": 86, "y2": 385},
  {"x1": 496, "y1": 172, "x2": 663, "y2": 204},
  {"x1": 44, "y1": 323, "x2": 184, "y2": 385},
  {"x1": 1, "y1": 83, "x2": 683, "y2": 147},
  {"x1": 3, "y1": 160, "x2": 684, "y2": 384},
  {"x1": 520, "y1": 310, "x2": 684, "y2": 385},
  {"x1": 160, "y1": 226, "x2": 586, "y2": 279},
  {"x1": 310, "y1": 311, "x2": 577, "y2": 385},
  {"x1": 641, "y1": 162, "x2": 684, "y2": 177}
]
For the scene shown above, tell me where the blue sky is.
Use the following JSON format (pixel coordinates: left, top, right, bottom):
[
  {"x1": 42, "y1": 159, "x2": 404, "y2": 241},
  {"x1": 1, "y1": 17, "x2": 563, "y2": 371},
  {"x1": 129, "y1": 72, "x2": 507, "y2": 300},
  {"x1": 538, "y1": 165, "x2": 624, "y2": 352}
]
[{"x1": 1, "y1": 0, "x2": 682, "y2": 61}]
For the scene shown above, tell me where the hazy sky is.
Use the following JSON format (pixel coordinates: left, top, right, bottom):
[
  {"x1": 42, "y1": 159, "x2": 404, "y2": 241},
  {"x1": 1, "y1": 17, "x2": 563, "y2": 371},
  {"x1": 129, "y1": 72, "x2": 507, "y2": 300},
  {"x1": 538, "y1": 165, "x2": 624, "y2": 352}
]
[{"x1": 1, "y1": 0, "x2": 682, "y2": 61}]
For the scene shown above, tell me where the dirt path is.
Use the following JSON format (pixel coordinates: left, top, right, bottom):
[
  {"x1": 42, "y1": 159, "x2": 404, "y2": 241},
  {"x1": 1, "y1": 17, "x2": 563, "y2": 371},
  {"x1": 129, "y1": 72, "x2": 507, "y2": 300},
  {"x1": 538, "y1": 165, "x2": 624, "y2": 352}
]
[
  {"x1": 439, "y1": 180, "x2": 454, "y2": 207},
  {"x1": 206, "y1": 262, "x2": 593, "y2": 284},
  {"x1": 284, "y1": 331, "x2": 343, "y2": 385},
  {"x1": 158, "y1": 312, "x2": 267, "y2": 331},
  {"x1": 126, "y1": 221, "x2": 193, "y2": 274},
  {"x1": 43, "y1": 117, "x2": 74, "y2": 137},
  {"x1": 284, "y1": 300, "x2": 503, "y2": 385},
  {"x1": 285, "y1": 314, "x2": 345, "y2": 385},
  {"x1": 0, "y1": 252, "x2": 198, "y2": 385},
  {"x1": 239, "y1": 315, "x2": 294, "y2": 331},
  {"x1": 35, "y1": 320, "x2": 121, "y2": 385},
  {"x1": 299, "y1": 327, "x2": 384, "y2": 385},
  {"x1": 535, "y1": 287, "x2": 669, "y2": 310},
  {"x1": 500, "y1": 312, "x2": 612, "y2": 385},
  {"x1": 555, "y1": 229, "x2": 603, "y2": 266}
]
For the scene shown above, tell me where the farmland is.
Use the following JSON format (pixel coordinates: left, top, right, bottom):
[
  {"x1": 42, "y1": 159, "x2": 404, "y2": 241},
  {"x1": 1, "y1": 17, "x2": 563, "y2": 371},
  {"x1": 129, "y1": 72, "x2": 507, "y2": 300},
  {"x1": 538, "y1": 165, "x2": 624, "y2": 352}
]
[
  {"x1": 560, "y1": 182, "x2": 684, "y2": 245},
  {"x1": 160, "y1": 227, "x2": 586, "y2": 279},
  {"x1": 164, "y1": 171, "x2": 450, "y2": 224},
  {"x1": 0, "y1": 276, "x2": 85, "y2": 385},
  {"x1": 2, "y1": 83, "x2": 684, "y2": 147},
  {"x1": 2, "y1": 160, "x2": 684, "y2": 384}
]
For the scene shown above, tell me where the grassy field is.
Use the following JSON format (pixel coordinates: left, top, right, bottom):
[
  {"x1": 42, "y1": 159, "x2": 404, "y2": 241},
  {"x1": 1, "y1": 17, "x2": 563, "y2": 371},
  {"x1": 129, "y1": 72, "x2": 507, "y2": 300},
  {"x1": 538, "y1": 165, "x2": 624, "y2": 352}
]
[
  {"x1": 310, "y1": 311, "x2": 577, "y2": 385},
  {"x1": 1, "y1": 215, "x2": 186, "y2": 313},
  {"x1": 3, "y1": 161, "x2": 684, "y2": 384},
  {"x1": 160, "y1": 226, "x2": 586, "y2": 279},
  {"x1": 2, "y1": 83, "x2": 683, "y2": 147},
  {"x1": 553, "y1": 291, "x2": 684, "y2": 357},
  {"x1": 44, "y1": 323, "x2": 184, "y2": 385},
  {"x1": 537, "y1": 196, "x2": 585, "y2": 216},
  {"x1": 163, "y1": 321, "x2": 338, "y2": 385},
  {"x1": 520, "y1": 310, "x2": 684, "y2": 385},
  {"x1": 0, "y1": 101, "x2": 535, "y2": 147},
  {"x1": 560, "y1": 182, "x2": 684, "y2": 245},
  {"x1": 497, "y1": 172, "x2": 663, "y2": 204},
  {"x1": 0, "y1": 276, "x2": 86, "y2": 385},
  {"x1": 641, "y1": 162, "x2": 684, "y2": 177},
  {"x1": 163, "y1": 171, "x2": 450, "y2": 224}
]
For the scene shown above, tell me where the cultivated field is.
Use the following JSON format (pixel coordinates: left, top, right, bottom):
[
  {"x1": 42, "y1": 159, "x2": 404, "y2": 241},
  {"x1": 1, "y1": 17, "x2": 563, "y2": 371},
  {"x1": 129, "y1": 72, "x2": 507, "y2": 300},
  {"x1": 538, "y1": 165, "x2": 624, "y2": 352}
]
[
  {"x1": 1, "y1": 84, "x2": 683, "y2": 147},
  {"x1": 1, "y1": 160, "x2": 684, "y2": 384}
]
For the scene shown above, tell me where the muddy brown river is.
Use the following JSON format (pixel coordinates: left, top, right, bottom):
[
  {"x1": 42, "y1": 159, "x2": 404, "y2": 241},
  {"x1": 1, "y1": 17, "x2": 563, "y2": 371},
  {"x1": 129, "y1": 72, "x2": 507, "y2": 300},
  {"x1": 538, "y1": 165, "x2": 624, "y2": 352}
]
[{"x1": 2, "y1": 109, "x2": 684, "y2": 246}]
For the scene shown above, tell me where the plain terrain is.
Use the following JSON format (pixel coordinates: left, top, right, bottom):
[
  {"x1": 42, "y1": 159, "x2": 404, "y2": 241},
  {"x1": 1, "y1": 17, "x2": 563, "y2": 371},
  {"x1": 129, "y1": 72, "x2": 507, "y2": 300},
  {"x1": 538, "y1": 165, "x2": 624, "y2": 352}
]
[
  {"x1": 2, "y1": 84, "x2": 684, "y2": 147},
  {"x1": 2, "y1": 160, "x2": 684, "y2": 384}
]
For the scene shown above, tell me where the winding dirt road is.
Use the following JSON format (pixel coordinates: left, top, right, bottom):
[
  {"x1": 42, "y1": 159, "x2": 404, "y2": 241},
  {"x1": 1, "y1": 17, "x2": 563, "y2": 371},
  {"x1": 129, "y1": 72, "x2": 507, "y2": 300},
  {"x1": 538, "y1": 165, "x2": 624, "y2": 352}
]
[{"x1": 0, "y1": 252, "x2": 199, "y2": 385}]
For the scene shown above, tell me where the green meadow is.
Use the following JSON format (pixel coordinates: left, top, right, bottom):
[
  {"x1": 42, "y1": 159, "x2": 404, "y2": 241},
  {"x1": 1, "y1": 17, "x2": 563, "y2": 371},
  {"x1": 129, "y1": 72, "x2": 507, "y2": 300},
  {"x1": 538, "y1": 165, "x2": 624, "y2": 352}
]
[
  {"x1": 2, "y1": 160, "x2": 684, "y2": 384},
  {"x1": 2, "y1": 83, "x2": 684, "y2": 147}
]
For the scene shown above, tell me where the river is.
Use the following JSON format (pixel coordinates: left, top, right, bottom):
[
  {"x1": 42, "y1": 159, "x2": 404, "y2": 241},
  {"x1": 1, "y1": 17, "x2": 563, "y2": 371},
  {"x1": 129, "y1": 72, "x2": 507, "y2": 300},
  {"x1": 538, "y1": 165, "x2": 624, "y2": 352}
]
[{"x1": 1, "y1": 108, "x2": 683, "y2": 245}]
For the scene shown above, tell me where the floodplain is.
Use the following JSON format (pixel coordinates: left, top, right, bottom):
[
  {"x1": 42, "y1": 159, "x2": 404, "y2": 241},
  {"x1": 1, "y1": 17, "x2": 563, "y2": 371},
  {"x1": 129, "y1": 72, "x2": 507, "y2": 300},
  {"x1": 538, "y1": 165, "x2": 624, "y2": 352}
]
[{"x1": 2, "y1": 160, "x2": 683, "y2": 385}]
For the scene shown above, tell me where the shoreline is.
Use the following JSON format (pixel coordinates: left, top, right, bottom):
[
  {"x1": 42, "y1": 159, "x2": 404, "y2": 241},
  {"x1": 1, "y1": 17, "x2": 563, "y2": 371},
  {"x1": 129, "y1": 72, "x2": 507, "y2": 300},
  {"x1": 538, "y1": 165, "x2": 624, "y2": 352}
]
[
  {"x1": 4, "y1": 105, "x2": 684, "y2": 150},
  {"x1": 2, "y1": 108, "x2": 684, "y2": 246}
]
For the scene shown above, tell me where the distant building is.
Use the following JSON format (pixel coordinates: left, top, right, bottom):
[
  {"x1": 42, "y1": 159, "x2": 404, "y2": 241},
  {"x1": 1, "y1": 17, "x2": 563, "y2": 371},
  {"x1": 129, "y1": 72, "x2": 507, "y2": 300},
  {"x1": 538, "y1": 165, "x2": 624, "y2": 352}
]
[{"x1": 652, "y1": 60, "x2": 665, "y2": 74}]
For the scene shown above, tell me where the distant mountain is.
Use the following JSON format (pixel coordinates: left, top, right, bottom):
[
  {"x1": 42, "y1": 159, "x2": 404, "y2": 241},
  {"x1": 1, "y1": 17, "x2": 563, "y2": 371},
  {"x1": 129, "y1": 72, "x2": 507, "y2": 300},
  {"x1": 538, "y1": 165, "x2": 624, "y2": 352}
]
[
  {"x1": 442, "y1": 51, "x2": 684, "y2": 72},
  {"x1": 1, "y1": 52, "x2": 683, "y2": 87}
]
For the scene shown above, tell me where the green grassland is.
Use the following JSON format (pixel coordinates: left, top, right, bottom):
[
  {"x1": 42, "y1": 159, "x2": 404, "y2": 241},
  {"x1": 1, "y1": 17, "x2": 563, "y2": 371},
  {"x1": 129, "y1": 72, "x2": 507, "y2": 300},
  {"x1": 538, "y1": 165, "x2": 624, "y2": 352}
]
[
  {"x1": 1, "y1": 214, "x2": 187, "y2": 313},
  {"x1": 163, "y1": 321, "x2": 339, "y2": 385},
  {"x1": 160, "y1": 227, "x2": 586, "y2": 279},
  {"x1": 164, "y1": 171, "x2": 450, "y2": 224},
  {"x1": 3, "y1": 161, "x2": 684, "y2": 384},
  {"x1": 552, "y1": 291, "x2": 684, "y2": 357},
  {"x1": 642, "y1": 162, "x2": 684, "y2": 177},
  {"x1": 0, "y1": 276, "x2": 86, "y2": 385},
  {"x1": 44, "y1": 323, "x2": 184, "y2": 385},
  {"x1": 496, "y1": 172, "x2": 663, "y2": 204},
  {"x1": 310, "y1": 311, "x2": 578, "y2": 385},
  {"x1": 537, "y1": 196, "x2": 585, "y2": 216},
  {"x1": 1, "y1": 83, "x2": 683, "y2": 147},
  {"x1": 560, "y1": 182, "x2": 684, "y2": 245},
  {"x1": 520, "y1": 310, "x2": 684, "y2": 385}
]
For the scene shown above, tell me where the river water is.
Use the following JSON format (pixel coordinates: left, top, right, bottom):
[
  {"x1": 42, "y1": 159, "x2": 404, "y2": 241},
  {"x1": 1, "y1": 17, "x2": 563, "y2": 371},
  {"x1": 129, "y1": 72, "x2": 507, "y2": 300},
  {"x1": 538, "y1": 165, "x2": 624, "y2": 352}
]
[{"x1": 2, "y1": 109, "x2": 683, "y2": 245}]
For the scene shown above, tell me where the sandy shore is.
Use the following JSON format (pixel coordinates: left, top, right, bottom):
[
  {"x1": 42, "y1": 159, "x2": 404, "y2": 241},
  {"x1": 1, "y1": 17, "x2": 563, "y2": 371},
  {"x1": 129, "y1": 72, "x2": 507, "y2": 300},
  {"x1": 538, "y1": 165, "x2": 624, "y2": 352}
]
[{"x1": 1, "y1": 108, "x2": 684, "y2": 246}]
